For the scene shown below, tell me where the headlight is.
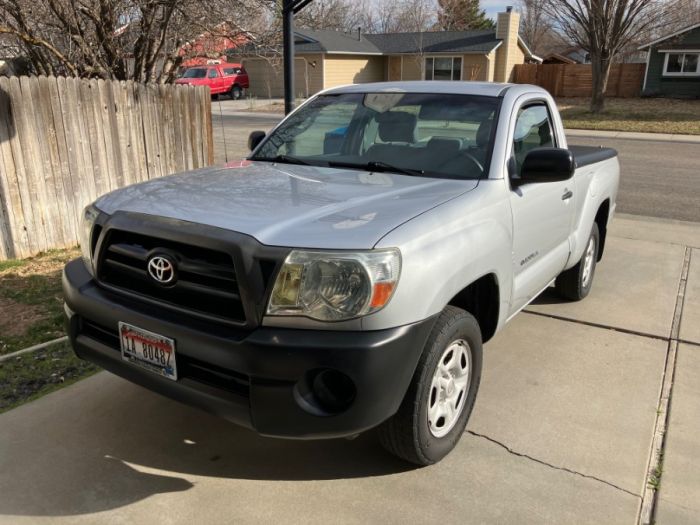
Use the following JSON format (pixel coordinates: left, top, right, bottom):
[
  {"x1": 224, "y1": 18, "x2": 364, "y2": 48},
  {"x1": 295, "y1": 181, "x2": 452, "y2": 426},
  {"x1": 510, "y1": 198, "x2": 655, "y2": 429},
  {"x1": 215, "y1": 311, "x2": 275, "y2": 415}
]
[
  {"x1": 267, "y1": 249, "x2": 401, "y2": 321},
  {"x1": 79, "y1": 205, "x2": 99, "y2": 271}
]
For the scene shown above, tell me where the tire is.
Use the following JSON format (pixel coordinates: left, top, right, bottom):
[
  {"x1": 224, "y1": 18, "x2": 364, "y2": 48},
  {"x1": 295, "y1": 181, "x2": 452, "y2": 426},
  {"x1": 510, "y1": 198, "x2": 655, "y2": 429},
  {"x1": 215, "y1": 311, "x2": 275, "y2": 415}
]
[
  {"x1": 230, "y1": 85, "x2": 242, "y2": 100},
  {"x1": 378, "y1": 306, "x2": 483, "y2": 465},
  {"x1": 555, "y1": 223, "x2": 599, "y2": 301}
]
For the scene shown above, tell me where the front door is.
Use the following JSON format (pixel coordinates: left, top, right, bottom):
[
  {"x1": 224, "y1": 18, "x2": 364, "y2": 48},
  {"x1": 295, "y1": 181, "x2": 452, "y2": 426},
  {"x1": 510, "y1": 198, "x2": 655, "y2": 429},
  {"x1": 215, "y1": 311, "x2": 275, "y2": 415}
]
[{"x1": 508, "y1": 100, "x2": 574, "y2": 314}]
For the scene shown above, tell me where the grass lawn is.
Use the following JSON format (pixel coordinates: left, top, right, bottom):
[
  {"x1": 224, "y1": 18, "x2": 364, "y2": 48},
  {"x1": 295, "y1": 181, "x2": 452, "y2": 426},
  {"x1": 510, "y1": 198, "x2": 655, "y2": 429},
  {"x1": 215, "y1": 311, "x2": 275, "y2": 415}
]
[
  {"x1": 0, "y1": 248, "x2": 100, "y2": 412},
  {"x1": 0, "y1": 340, "x2": 98, "y2": 413},
  {"x1": 557, "y1": 97, "x2": 700, "y2": 135},
  {"x1": 0, "y1": 247, "x2": 79, "y2": 356}
]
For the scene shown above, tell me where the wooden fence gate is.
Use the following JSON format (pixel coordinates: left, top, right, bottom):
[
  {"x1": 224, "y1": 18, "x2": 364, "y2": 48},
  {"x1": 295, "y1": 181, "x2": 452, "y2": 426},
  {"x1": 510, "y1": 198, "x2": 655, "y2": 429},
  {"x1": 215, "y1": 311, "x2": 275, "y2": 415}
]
[
  {"x1": 513, "y1": 63, "x2": 646, "y2": 98},
  {"x1": 0, "y1": 76, "x2": 214, "y2": 260}
]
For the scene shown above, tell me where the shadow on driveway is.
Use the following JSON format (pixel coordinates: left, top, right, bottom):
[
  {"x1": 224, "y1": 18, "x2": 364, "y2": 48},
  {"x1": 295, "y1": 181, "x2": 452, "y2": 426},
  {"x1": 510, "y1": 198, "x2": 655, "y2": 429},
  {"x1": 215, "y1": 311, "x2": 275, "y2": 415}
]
[{"x1": 0, "y1": 373, "x2": 413, "y2": 518}]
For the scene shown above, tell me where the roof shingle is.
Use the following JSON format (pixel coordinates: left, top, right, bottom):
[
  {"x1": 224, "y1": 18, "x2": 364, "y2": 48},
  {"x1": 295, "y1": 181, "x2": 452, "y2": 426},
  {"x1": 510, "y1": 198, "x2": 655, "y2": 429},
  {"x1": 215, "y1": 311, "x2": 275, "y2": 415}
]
[{"x1": 294, "y1": 28, "x2": 502, "y2": 55}]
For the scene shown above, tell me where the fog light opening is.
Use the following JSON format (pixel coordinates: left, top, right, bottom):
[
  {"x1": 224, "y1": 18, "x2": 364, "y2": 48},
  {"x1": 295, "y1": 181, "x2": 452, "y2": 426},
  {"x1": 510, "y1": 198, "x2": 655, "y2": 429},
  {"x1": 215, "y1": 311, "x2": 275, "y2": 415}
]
[{"x1": 293, "y1": 368, "x2": 356, "y2": 416}]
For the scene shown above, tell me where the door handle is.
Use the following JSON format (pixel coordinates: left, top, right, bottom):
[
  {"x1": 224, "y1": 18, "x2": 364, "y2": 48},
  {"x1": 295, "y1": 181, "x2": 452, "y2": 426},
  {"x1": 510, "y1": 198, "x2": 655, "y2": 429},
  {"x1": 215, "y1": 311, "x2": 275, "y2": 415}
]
[{"x1": 561, "y1": 189, "x2": 573, "y2": 201}]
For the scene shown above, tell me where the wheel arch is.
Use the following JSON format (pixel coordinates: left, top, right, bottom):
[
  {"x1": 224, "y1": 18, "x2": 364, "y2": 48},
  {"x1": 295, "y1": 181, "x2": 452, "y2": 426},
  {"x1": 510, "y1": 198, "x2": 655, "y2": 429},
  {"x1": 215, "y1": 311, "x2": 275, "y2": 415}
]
[
  {"x1": 447, "y1": 273, "x2": 500, "y2": 343},
  {"x1": 594, "y1": 199, "x2": 610, "y2": 261}
]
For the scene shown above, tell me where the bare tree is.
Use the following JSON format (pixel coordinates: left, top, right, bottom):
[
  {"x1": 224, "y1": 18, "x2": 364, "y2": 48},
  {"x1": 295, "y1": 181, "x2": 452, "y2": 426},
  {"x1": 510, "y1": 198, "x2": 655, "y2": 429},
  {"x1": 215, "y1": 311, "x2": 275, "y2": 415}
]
[
  {"x1": 544, "y1": 0, "x2": 686, "y2": 113},
  {"x1": 0, "y1": 0, "x2": 278, "y2": 82},
  {"x1": 295, "y1": 0, "x2": 375, "y2": 32},
  {"x1": 518, "y1": 0, "x2": 554, "y2": 56}
]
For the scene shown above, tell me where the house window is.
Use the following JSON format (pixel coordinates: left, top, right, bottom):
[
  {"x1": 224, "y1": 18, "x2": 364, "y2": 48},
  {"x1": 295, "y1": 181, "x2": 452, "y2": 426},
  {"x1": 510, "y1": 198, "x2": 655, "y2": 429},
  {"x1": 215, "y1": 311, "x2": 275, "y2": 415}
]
[
  {"x1": 663, "y1": 52, "x2": 700, "y2": 76},
  {"x1": 425, "y1": 57, "x2": 462, "y2": 81}
]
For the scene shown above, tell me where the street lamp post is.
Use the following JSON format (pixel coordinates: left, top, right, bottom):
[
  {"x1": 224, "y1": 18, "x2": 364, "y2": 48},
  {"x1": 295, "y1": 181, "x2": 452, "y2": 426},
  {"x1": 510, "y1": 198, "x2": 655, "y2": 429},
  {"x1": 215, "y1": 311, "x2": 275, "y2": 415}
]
[{"x1": 282, "y1": 0, "x2": 314, "y2": 115}]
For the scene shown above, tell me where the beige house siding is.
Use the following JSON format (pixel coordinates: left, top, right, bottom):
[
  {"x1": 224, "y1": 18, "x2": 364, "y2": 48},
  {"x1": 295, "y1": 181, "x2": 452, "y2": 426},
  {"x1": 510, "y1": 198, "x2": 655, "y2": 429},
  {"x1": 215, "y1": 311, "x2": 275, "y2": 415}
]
[
  {"x1": 461, "y1": 54, "x2": 489, "y2": 81},
  {"x1": 323, "y1": 55, "x2": 386, "y2": 89},
  {"x1": 401, "y1": 56, "x2": 424, "y2": 80},
  {"x1": 301, "y1": 54, "x2": 325, "y2": 94},
  {"x1": 388, "y1": 56, "x2": 402, "y2": 81},
  {"x1": 232, "y1": 55, "x2": 324, "y2": 98}
]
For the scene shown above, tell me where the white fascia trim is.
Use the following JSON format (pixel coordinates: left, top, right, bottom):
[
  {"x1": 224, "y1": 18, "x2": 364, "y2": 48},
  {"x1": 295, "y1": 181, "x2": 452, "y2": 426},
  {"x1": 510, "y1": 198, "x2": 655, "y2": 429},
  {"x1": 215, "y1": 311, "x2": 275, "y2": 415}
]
[
  {"x1": 658, "y1": 48, "x2": 700, "y2": 53},
  {"x1": 517, "y1": 36, "x2": 541, "y2": 62},
  {"x1": 322, "y1": 51, "x2": 384, "y2": 56},
  {"x1": 638, "y1": 22, "x2": 700, "y2": 50}
]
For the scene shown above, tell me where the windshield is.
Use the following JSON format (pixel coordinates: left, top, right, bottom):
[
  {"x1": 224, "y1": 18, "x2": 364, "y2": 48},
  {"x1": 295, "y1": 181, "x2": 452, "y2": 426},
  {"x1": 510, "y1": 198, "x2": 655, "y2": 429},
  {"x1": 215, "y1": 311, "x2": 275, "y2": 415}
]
[
  {"x1": 181, "y1": 68, "x2": 207, "y2": 78},
  {"x1": 252, "y1": 93, "x2": 500, "y2": 179}
]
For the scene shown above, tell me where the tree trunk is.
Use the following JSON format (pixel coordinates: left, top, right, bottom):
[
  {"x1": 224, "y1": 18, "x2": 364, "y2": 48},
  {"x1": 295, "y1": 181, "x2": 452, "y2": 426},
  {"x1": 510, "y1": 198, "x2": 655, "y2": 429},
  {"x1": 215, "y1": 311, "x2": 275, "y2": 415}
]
[{"x1": 590, "y1": 55, "x2": 612, "y2": 113}]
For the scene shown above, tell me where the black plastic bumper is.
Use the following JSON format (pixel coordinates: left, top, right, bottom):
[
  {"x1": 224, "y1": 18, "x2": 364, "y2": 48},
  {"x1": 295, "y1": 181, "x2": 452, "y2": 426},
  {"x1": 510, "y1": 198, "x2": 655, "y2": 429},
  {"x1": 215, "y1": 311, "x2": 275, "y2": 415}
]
[{"x1": 63, "y1": 259, "x2": 436, "y2": 439}]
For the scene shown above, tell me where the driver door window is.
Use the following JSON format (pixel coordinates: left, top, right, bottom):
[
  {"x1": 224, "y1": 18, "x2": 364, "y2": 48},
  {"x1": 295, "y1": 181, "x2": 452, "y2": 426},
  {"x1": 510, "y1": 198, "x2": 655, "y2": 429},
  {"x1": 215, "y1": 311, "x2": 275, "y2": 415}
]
[{"x1": 512, "y1": 103, "x2": 555, "y2": 176}]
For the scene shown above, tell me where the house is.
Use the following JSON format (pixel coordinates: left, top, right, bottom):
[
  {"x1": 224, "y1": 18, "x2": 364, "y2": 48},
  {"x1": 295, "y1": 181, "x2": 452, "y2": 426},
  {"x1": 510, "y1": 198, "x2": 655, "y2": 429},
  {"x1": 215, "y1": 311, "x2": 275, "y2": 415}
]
[
  {"x1": 178, "y1": 23, "x2": 248, "y2": 69},
  {"x1": 639, "y1": 22, "x2": 700, "y2": 98},
  {"x1": 230, "y1": 8, "x2": 540, "y2": 99},
  {"x1": 542, "y1": 53, "x2": 577, "y2": 65}
]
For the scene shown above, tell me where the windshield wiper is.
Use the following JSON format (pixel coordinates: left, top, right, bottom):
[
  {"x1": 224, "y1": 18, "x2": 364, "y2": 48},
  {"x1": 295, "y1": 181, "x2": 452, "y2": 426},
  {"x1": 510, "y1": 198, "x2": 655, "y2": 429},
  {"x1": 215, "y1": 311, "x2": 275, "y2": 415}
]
[
  {"x1": 254, "y1": 154, "x2": 312, "y2": 166},
  {"x1": 328, "y1": 160, "x2": 425, "y2": 177}
]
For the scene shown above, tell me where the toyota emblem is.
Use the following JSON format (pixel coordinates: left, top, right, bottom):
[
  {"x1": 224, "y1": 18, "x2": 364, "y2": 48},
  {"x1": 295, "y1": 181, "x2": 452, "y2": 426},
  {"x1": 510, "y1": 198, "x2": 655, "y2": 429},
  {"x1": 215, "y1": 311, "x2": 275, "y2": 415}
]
[{"x1": 147, "y1": 255, "x2": 176, "y2": 285}]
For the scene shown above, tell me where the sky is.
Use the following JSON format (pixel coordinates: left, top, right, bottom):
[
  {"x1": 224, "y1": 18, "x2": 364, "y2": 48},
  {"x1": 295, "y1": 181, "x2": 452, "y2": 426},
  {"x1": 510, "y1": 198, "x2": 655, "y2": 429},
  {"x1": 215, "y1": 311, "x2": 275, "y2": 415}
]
[{"x1": 480, "y1": 0, "x2": 517, "y2": 19}]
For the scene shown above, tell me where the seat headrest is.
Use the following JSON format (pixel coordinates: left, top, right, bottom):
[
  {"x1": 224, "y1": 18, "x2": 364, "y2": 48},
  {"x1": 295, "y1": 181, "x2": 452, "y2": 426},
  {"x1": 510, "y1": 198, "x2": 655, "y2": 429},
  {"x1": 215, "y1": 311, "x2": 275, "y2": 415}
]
[
  {"x1": 377, "y1": 111, "x2": 417, "y2": 143},
  {"x1": 476, "y1": 119, "x2": 493, "y2": 148},
  {"x1": 427, "y1": 137, "x2": 461, "y2": 154}
]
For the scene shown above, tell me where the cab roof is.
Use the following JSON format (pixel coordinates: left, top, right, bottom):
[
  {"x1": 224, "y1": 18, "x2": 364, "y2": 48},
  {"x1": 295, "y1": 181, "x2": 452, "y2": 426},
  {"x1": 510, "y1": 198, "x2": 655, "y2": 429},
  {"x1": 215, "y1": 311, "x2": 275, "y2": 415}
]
[{"x1": 321, "y1": 81, "x2": 547, "y2": 98}]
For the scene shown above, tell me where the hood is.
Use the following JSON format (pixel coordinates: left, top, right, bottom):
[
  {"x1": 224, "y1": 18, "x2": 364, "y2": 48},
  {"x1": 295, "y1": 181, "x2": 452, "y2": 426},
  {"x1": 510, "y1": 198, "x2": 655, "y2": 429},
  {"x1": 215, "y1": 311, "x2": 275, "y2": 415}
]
[{"x1": 95, "y1": 162, "x2": 479, "y2": 249}]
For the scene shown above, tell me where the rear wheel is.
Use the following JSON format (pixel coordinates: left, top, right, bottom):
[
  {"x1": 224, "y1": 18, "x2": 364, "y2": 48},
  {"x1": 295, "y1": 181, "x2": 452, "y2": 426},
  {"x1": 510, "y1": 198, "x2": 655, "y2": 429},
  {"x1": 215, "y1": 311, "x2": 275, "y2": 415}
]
[
  {"x1": 378, "y1": 306, "x2": 482, "y2": 465},
  {"x1": 230, "y1": 85, "x2": 242, "y2": 100},
  {"x1": 555, "y1": 223, "x2": 599, "y2": 301}
]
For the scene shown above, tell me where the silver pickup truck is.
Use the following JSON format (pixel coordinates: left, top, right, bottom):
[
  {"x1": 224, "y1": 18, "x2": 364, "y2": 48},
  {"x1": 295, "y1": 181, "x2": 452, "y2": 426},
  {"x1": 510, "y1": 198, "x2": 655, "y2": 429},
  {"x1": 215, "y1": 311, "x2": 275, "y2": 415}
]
[{"x1": 63, "y1": 81, "x2": 619, "y2": 465}]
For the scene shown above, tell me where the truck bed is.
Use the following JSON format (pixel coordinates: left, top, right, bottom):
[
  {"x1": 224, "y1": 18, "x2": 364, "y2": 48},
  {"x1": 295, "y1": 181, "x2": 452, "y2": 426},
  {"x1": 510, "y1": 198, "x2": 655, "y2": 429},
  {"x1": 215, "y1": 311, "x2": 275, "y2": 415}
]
[{"x1": 569, "y1": 145, "x2": 618, "y2": 168}]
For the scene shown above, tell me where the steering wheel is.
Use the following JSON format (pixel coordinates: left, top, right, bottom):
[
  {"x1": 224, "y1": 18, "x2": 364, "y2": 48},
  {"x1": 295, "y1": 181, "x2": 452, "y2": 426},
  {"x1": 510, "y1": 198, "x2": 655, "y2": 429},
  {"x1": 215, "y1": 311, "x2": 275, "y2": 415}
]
[{"x1": 461, "y1": 151, "x2": 485, "y2": 174}]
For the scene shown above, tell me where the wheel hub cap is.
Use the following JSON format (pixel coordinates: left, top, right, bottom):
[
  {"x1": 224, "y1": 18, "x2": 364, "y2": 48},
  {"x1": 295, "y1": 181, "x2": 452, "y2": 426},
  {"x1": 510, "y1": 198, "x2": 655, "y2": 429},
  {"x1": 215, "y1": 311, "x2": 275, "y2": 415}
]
[{"x1": 428, "y1": 339, "x2": 472, "y2": 438}]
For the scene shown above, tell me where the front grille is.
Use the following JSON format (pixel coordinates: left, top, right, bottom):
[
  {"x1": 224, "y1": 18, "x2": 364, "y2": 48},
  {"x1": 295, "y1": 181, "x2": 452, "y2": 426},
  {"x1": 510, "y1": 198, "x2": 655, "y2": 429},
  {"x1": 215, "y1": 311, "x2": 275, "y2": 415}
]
[
  {"x1": 98, "y1": 230, "x2": 245, "y2": 323},
  {"x1": 81, "y1": 319, "x2": 250, "y2": 397}
]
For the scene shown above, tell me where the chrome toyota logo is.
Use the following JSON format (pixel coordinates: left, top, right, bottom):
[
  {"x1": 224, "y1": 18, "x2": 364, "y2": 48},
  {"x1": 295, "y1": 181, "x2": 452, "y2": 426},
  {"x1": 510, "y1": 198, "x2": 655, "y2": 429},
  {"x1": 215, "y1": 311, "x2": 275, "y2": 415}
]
[{"x1": 147, "y1": 255, "x2": 176, "y2": 285}]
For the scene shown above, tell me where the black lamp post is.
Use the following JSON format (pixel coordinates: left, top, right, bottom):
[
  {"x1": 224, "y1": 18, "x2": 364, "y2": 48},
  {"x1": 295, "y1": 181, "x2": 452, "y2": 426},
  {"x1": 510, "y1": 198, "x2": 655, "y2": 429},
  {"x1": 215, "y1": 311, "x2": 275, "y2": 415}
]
[{"x1": 282, "y1": 0, "x2": 314, "y2": 115}]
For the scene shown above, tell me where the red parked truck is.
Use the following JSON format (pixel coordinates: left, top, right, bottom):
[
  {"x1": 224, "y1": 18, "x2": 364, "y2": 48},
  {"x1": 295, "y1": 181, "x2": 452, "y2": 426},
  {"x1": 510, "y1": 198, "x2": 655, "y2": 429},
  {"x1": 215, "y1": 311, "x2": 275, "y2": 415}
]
[{"x1": 175, "y1": 63, "x2": 249, "y2": 99}]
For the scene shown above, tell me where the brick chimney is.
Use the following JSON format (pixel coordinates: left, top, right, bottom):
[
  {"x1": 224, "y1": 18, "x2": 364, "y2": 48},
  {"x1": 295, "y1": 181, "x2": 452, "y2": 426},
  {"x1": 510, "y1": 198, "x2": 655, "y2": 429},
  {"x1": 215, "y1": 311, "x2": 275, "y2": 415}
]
[{"x1": 494, "y1": 6, "x2": 521, "y2": 82}]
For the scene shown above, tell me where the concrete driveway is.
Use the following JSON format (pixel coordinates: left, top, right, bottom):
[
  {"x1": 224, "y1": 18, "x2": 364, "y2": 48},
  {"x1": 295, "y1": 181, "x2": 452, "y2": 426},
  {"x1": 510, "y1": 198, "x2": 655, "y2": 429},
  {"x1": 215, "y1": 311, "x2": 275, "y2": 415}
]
[{"x1": 1, "y1": 214, "x2": 698, "y2": 524}]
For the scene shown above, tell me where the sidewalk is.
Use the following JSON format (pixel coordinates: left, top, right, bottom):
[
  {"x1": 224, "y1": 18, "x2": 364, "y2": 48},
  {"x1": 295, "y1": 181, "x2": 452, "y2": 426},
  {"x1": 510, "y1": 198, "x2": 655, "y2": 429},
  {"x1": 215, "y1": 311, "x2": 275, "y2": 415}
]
[
  {"x1": 0, "y1": 213, "x2": 698, "y2": 524},
  {"x1": 566, "y1": 128, "x2": 700, "y2": 144}
]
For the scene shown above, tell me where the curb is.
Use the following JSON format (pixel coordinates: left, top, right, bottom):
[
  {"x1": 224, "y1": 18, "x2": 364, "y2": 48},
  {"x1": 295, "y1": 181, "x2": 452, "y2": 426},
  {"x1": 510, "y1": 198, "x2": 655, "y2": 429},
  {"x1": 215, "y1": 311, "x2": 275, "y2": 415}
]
[
  {"x1": 0, "y1": 336, "x2": 69, "y2": 363},
  {"x1": 212, "y1": 110, "x2": 283, "y2": 119}
]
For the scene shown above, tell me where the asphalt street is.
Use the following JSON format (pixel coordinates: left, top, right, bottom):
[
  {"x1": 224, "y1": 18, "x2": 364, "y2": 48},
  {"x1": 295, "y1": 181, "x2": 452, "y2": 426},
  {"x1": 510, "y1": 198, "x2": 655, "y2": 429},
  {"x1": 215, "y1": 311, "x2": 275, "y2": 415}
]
[{"x1": 212, "y1": 111, "x2": 700, "y2": 223}]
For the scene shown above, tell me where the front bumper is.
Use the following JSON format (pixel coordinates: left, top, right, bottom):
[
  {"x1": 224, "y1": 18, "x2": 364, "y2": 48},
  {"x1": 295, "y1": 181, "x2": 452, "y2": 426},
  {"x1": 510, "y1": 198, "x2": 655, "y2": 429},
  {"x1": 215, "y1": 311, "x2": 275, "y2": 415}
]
[{"x1": 63, "y1": 259, "x2": 436, "y2": 439}]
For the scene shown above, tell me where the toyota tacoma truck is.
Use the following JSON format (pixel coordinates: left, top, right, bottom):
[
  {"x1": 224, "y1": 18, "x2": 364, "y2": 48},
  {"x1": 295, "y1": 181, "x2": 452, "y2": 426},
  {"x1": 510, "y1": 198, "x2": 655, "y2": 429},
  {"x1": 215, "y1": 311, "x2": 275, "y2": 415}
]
[{"x1": 63, "y1": 81, "x2": 619, "y2": 465}]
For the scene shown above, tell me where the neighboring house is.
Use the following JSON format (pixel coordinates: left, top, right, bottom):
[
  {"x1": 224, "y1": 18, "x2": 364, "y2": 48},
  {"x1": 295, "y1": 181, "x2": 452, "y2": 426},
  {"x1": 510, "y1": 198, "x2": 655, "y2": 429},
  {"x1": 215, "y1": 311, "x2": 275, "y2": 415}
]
[
  {"x1": 639, "y1": 22, "x2": 700, "y2": 98},
  {"x1": 542, "y1": 53, "x2": 577, "y2": 65},
  {"x1": 179, "y1": 23, "x2": 248, "y2": 69},
  {"x1": 230, "y1": 9, "x2": 539, "y2": 98}
]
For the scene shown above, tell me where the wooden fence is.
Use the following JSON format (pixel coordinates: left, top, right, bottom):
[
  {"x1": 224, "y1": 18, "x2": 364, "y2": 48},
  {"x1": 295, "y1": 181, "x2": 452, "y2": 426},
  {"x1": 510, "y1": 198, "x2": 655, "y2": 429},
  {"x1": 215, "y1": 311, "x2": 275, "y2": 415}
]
[
  {"x1": 513, "y1": 63, "x2": 646, "y2": 98},
  {"x1": 0, "y1": 76, "x2": 213, "y2": 260}
]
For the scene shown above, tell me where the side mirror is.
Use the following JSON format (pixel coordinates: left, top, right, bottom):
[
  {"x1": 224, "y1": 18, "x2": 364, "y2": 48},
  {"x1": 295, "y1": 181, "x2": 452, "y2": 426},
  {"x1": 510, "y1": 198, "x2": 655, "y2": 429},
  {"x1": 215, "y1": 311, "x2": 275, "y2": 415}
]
[
  {"x1": 519, "y1": 148, "x2": 575, "y2": 183},
  {"x1": 248, "y1": 131, "x2": 266, "y2": 151}
]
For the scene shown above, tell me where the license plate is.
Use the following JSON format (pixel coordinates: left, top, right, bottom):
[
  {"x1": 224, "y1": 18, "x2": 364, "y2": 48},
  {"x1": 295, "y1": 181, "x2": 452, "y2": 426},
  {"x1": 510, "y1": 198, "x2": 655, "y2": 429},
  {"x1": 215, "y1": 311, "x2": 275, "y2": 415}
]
[{"x1": 119, "y1": 322, "x2": 177, "y2": 381}]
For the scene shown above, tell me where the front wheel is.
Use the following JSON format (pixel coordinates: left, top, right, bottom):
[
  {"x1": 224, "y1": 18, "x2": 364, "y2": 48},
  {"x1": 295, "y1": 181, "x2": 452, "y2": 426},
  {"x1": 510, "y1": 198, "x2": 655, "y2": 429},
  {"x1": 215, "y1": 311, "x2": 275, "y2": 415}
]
[
  {"x1": 555, "y1": 223, "x2": 599, "y2": 301},
  {"x1": 378, "y1": 306, "x2": 482, "y2": 465}
]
